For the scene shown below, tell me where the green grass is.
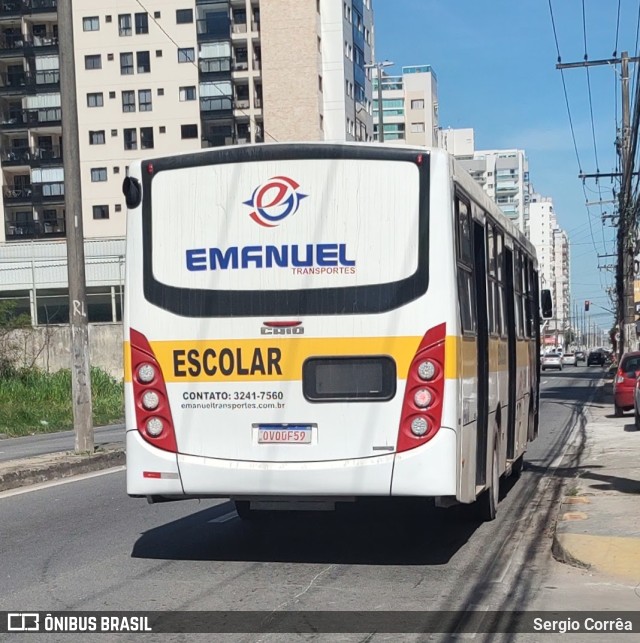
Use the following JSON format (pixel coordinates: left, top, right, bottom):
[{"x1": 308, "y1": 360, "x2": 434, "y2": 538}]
[{"x1": 0, "y1": 367, "x2": 124, "y2": 437}]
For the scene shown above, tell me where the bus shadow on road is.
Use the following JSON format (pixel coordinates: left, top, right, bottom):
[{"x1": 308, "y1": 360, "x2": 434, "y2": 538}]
[{"x1": 131, "y1": 498, "x2": 494, "y2": 566}]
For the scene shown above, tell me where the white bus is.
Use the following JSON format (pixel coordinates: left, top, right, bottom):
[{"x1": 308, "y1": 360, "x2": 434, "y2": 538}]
[{"x1": 123, "y1": 143, "x2": 550, "y2": 521}]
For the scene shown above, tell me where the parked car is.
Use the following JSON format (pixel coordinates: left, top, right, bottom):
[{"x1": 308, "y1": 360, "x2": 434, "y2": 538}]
[
  {"x1": 634, "y1": 378, "x2": 640, "y2": 429},
  {"x1": 587, "y1": 350, "x2": 605, "y2": 366},
  {"x1": 562, "y1": 352, "x2": 577, "y2": 366},
  {"x1": 541, "y1": 352, "x2": 563, "y2": 371},
  {"x1": 613, "y1": 351, "x2": 640, "y2": 417},
  {"x1": 576, "y1": 350, "x2": 585, "y2": 363}
]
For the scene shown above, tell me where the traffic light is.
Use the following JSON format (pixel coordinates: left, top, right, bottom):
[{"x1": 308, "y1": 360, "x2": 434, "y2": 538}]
[{"x1": 585, "y1": 300, "x2": 590, "y2": 311}]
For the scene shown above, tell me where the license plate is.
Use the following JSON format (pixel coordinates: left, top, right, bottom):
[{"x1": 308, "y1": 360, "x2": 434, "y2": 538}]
[{"x1": 255, "y1": 424, "x2": 313, "y2": 444}]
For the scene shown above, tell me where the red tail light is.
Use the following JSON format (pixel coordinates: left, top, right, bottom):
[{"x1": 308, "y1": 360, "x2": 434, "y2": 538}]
[
  {"x1": 130, "y1": 329, "x2": 177, "y2": 453},
  {"x1": 397, "y1": 323, "x2": 446, "y2": 453}
]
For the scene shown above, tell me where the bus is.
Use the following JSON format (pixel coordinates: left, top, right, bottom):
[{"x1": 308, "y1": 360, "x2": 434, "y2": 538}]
[{"x1": 122, "y1": 143, "x2": 551, "y2": 521}]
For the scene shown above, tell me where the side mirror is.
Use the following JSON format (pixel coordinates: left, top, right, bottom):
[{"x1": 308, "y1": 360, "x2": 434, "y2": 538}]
[
  {"x1": 540, "y1": 289, "x2": 553, "y2": 319},
  {"x1": 122, "y1": 176, "x2": 141, "y2": 209}
]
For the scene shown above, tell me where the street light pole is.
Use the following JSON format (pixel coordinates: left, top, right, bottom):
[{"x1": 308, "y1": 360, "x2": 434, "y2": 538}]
[{"x1": 365, "y1": 60, "x2": 393, "y2": 143}]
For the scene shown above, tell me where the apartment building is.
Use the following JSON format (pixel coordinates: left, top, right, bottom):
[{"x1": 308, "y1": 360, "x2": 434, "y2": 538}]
[
  {"x1": 439, "y1": 129, "x2": 530, "y2": 233},
  {"x1": 0, "y1": 0, "x2": 375, "y2": 324},
  {"x1": 372, "y1": 64, "x2": 438, "y2": 146},
  {"x1": 528, "y1": 193, "x2": 570, "y2": 340}
]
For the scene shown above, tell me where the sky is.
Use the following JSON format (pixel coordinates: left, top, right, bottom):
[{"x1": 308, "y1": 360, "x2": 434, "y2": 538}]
[{"x1": 373, "y1": 0, "x2": 636, "y2": 334}]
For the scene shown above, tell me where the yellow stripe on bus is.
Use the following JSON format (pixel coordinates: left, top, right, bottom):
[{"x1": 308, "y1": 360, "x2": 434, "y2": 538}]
[{"x1": 123, "y1": 335, "x2": 534, "y2": 383}]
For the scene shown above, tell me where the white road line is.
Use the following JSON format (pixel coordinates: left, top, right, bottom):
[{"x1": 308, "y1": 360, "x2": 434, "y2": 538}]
[
  {"x1": 208, "y1": 511, "x2": 238, "y2": 524},
  {"x1": 0, "y1": 466, "x2": 125, "y2": 499}
]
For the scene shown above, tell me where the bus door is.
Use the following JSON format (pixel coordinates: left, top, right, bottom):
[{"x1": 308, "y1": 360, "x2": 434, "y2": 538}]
[
  {"x1": 504, "y1": 248, "x2": 517, "y2": 460},
  {"x1": 473, "y1": 221, "x2": 489, "y2": 486}
]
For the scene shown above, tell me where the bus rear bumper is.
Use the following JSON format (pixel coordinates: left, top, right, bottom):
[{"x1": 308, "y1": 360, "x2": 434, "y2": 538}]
[
  {"x1": 177, "y1": 452, "x2": 395, "y2": 497},
  {"x1": 391, "y1": 427, "x2": 458, "y2": 496},
  {"x1": 126, "y1": 430, "x2": 183, "y2": 496}
]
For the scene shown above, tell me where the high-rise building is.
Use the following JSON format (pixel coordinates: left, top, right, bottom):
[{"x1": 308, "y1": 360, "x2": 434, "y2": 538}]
[
  {"x1": 0, "y1": 0, "x2": 375, "y2": 323},
  {"x1": 439, "y1": 129, "x2": 530, "y2": 233},
  {"x1": 528, "y1": 193, "x2": 570, "y2": 341},
  {"x1": 372, "y1": 64, "x2": 438, "y2": 146}
]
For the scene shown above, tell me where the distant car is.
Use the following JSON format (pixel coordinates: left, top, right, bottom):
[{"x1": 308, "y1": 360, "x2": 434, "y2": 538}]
[
  {"x1": 576, "y1": 350, "x2": 585, "y2": 363},
  {"x1": 587, "y1": 350, "x2": 605, "y2": 366},
  {"x1": 541, "y1": 352, "x2": 563, "y2": 371},
  {"x1": 562, "y1": 352, "x2": 577, "y2": 366},
  {"x1": 614, "y1": 351, "x2": 640, "y2": 416}
]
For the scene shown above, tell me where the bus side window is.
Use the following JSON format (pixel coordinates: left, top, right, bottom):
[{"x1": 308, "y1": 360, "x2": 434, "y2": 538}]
[{"x1": 456, "y1": 196, "x2": 476, "y2": 334}]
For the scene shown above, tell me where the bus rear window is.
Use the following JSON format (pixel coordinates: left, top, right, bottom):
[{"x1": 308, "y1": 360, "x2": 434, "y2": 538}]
[{"x1": 140, "y1": 145, "x2": 430, "y2": 316}]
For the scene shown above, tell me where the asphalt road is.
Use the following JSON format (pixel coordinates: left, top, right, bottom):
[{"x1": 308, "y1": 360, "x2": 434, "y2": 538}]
[
  {"x1": 0, "y1": 423, "x2": 125, "y2": 462},
  {"x1": 0, "y1": 368, "x2": 603, "y2": 641}
]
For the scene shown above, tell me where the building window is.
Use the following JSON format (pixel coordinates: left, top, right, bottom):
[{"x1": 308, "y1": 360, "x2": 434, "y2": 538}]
[
  {"x1": 109, "y1": 91, "x2": 116, "y2": 99},
  {"x1": 107, "y1": 53, "x2": 114, "y2": 61},
  {"x1": 120, "y1": 52, "x2": 134, "y2": 75},
  {"x1": 138, "y1": 89, "x2": 152, "y2": 111},
  {"x1": 137, "y1": 51, "x2": 150, "y2": 73},
  {"x1": 178, "y1": 47, "x2": 195, "y2": 63},
  {"x1": 122, "y1": 90, "x2": 135, "y2": 112},
  {"x1": 119, "y1": 14, "x2": 132, "y2": 36},
  {"x1": 84, "y1": 55, "x2": 102, "y2": 70},
  {"x1": 181, "y1": 124, "x2": 198, "y2": 139},
  {"x1": 156, "y1": 49, "x2": 162, "y2": 57},
  {"x1": 91, "y1": 167, "x2": 107, "y2": 182},
  {"x1": 410, "y1": 122, "x2": 425, "y2": 133},
  {"x1": 124, "y1": 128, "x2": 137, "y2": 150},
  {"x1": 179, "y1": 85, "x2": 196, "y2": 101},
  {"x1": 140, "y1": 127, "x2": 154, "y2": 149},
  {"x1": 154, "y1": 11, "x2": 161, "y2": 19},
  {"x1": 111, "y1": 129, "x2": 117, "y2": 136},
  {"x1": 135, "y1": 12, "x2": 149, "y2": 34},
  {"x1": 83, "y1": 16, "x2": 99, "y2": 31},
  {"x1": 89, "y1": 130, "x2": 105, "y2": 145},
  {"x1": 115, "y1": 204, "x2": 122, "y2": 212},
  {"x1": 176, "y1": 8, "x2": 193, "y2": 24},
  {"x1": 159, "y1": 126, "x2": 166, "y2": 133},
  {"x1": 86, "y1": 92, "x2": 103, "y2": 107},
  {"x1": 93, "y1": 205, "x2": 109, "y2": 220},
  {"x1": 106, "y1": 15, "x2": 112, "y2": 23},
  {"x1": 411, "y1": 99, "x2": 425, "y2": 110},
  {"x1": 157, "y1": 88, "x2": 164, "y2": 96},
  {"x1": 113, "y1": 166, "x2": 120, "y2": 174}
]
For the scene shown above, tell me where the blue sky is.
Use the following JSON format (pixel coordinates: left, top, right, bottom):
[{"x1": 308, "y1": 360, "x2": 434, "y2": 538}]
[{"x1": 373, "y1": 0, "x2": 635, "y2": 333}]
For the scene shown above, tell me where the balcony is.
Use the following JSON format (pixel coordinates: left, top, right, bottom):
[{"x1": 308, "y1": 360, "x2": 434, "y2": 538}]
[
  {"x1": 0, "y1": 33, "x2": 58, "y2": 56},
  {"x1": 5, "y1": 215, "x2": 65, "y2": 240},
  {"x1": 200, "y1": 95, "x2": 232, "y2": 115},
  {"x1": 199, "y1": 56, "x2": 231, "y2": 77},
  {"x1": 3, "y1": 182, "x2": 31, "y2": 202},
  {"x1": 31, "y1": 179, "x2": 63, "y2": 201},
  {"x1": 0, "y1": 68, "x2": 59, "y2": 93},
  {"x1": 28, "y1": 0, "x2": 57, "y2": 13},
  {"x1": 1, "y1": 105, "x2": 61, "y2": 128},
  {"x1": 0, "y1": 1, "x2": 21, "y2": 17},
  {"x1": 1, "y1": 144, "x2": 61, "y2": 164}
]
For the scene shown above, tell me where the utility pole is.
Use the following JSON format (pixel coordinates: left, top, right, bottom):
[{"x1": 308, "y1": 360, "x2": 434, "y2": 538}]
[
  {"x1": 365, "y1": 60, "x2": 393, "y2": 143},
  {"x1": 59, "y1": 0, "x2": 94, "y2": 453},
  {"x1": 558, "y1": 52, "x2": 640, "y2": 359}
]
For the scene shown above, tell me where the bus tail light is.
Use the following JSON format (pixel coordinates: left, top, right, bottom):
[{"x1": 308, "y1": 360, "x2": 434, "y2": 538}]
[
  {"x1": 397, "y1": 323, "x2": 446, "y2": 453},
  {"x1": 130, "y1": 329, "x2": 177, "y2": 453}
]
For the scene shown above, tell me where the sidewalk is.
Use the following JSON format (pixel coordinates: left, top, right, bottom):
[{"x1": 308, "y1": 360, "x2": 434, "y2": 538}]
[
  {"x1": 0, "y1": 437, "x2": 124, "y2": 493},
  {"x1": 552, "y1": 375, "x2": 640, "y2": 583}
]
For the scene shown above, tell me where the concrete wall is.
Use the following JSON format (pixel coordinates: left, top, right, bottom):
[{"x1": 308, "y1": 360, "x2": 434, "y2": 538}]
[{"x1": 3, "y1": 323, "x2": 123, "y2": 379}]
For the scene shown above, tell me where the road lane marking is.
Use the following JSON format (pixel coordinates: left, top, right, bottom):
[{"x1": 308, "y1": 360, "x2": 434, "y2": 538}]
[
  {"x1": 0, "y1": 466, "x2": 125, "y2": 499},
  {"x1": 208, "y1": 511, "x2": 238, "y2": 524}
]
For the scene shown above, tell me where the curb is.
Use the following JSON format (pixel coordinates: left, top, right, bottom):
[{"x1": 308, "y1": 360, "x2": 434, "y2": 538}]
[
  {"x1": 551, "y1": 530, "x2": 591, "y2": 570},
  {"x1": 0, "y1": 447, "x2": 125, "y2": 492}
]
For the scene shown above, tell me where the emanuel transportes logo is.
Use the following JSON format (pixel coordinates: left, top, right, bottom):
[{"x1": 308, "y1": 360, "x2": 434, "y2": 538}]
[{"x1": 243, "y1": 176, "x2": 307, "y2": 227}]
